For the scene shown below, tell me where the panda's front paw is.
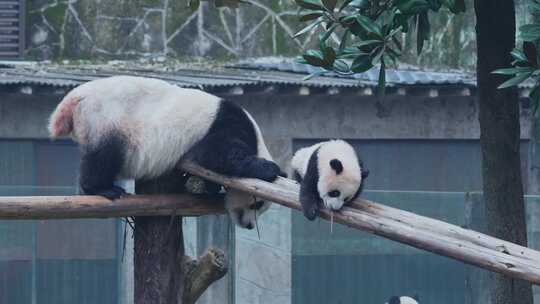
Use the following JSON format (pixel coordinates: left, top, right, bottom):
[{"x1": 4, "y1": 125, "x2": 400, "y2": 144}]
[
  {"x1": 97, "y1": 186, "x2": 128, "y2": 200},
  {"x1": 303, "y1": 205, "x2": 319, "y2": 221},
  {"x1": 254, "y1": 160, "x2": 282, "y2": 182}
]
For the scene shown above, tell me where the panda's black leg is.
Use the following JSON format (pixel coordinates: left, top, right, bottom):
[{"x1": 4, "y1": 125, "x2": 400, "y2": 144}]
[
  {"x1": 218, "y1": 139, "x2": 281, "y2": 182},
  {"x1": 79, "y1": 134, "x2": 126, "y2": 200},
  {"x1": 194, "y1": 137, "x2": 281, "y2": 182},
  {"x1": 299, "y1": 149, "x2": 322, "y2": 221}
]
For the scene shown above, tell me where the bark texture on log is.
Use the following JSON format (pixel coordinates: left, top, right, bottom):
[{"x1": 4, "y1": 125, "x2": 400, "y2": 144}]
[
  {"x1": 0, "y1": 194, "x2": 224, "y2": 219},
  {"x1": 475, "y1": 0, "x2": 533, "y2": 302},
  {"x1": 180, "y1": 161, "x2": 540, "y2": 285},
  {"x1": 134, "y1": 173, "x2": 187, "y2": 304}
]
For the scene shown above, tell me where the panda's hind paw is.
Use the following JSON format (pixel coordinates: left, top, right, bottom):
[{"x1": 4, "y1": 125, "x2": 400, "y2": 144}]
[
  {"x1": 97, "y1": 186, "x2": 128, "y2": 200},
  {"x1": 252, "y1": 160, "x2": 281, "y2": 182}
]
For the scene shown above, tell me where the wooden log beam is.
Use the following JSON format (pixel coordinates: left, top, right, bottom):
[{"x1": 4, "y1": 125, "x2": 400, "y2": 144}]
[
  {"x1": 178, "y1": 161, "x2": 540, "y2": 285},
  {"x1": 0, "y1": 194, "x2": 225, "y2": 219},
  {"x1": 2, "y1": 161, "x2": 540, "y2": 283}
]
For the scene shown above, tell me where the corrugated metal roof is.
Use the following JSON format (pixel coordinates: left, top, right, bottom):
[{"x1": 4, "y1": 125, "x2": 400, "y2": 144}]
[
  {"x1": 0, "y1": 58, "x2": 530, "y2": 90},
  {"x1": 232, "y1": 58, "x2": 476, "y2": 87}
]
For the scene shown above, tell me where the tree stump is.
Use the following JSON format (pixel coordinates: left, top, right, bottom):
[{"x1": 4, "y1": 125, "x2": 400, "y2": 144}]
[{"x1": 134, "y1": 172, "x2": 227, "y2": 304}]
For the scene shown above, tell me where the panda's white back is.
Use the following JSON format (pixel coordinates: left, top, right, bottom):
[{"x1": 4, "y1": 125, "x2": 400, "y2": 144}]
[{"x1": 69, "y1": 75, "x2": 221, "y2": 179}]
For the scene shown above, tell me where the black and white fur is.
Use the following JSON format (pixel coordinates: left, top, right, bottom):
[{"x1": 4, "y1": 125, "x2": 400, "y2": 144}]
[
  {"x1": 386, "y1": 295, "x2": 419, "y2": 304},
  {"x1": 48, "y1": 75, "x2": 281, "y2": 229},
  {"x1": 291, "y1": 140, "x2": 368, "y2": 220}
]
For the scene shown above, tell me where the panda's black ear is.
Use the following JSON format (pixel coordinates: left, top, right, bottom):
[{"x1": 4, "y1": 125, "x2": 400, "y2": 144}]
[
  {"x1": 329, "y1": 159, "x2": 343, "y2": 174},
  {"x1": 361, "y1": 168, "x2": 370, "y2": 179}
]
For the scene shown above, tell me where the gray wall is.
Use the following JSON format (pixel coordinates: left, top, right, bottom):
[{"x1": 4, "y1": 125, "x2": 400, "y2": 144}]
[{"x1": 0, "y1": 88, "x2": 534, "y2": 304}]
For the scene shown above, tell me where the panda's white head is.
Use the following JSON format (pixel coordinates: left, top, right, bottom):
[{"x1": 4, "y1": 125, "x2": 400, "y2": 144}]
[
  {"x1": 316, "y1": 140, "x2": 369, "y2": 211},
  {"x1": 386, "y1": 295, "x2": 419, "y2": 304},
  {"x1": 225, "y1": 189, "x2": 271, "y2": 230}
]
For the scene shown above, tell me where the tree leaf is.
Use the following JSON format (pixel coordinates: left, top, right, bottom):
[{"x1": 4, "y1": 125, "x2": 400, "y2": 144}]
[
  {"x1": 351, "y1": 54, "x2": 373, "y2": 73},
  {"x1": 319, "y1": 23, "x2": 337, "y2": 47},
  {"x1": 511, "y1": 49, "x2": 528, "y2": 62},
  {"x1": 532, "y1": 1, "x2": 540, "y2": 13},
  {"x1": 338, "y1": 29, "x2": 350, "y2": 55},
  {"x1": 322, "y1": 46, "x2": 337, "y2": 66},
  {"x1": 322, "y1": 0, "x2": 337, "y2": 12},
  {"x1": 348, "y1": 0, "x2": 368, "y2": 9},
  {"x1": 371, "y1": 46, "x2": 385, "y2": 65},
  {"x1": 299, "y1": 12, "x2": 324, "y2": 22},
  {"x1": 523, "y1": 41, "x2": 538, "y2": 67},
  {"x1": 339, "y1": 0, "x2": 354, "y2": 11},
  {"x1": 354, "y1": 39, "x2": 383, "y2": 48},
  {"x1": 492, "y1": 67, "x2": 534, "y2": 75},
  {"x1": 427, "y1": 0, "x2": 442, "y2": 11},
  {"x1": 497, "y1": 72, "x2": 533, "y2": 89},
  {"x1": 293, "y1": 19, "x2": 323, "y2": 38},
  {"x1": 394, "y1": 13, "x2": 410, "y2": 33},
  {"x1": 295, "y1": 0, "x2": 325, "y2": 11},
  {"x1": 303, "y1": 50, "x2": 327, "y2": 66},
  {"x1": 397, "y1": 0, "x2": 430, "y2": 14},
  {"x1": 520, "y1": 24, "x2": 540, "y2": 42},
  {"x1": 356, "y1": 15, "x2": 382, "y2": 36},
  {"x1": 333, "y1": 59, "x2": 350, "y2": 73},
  {"x1": 303, "y1": 70, "x2": 327, "y2": 80}
]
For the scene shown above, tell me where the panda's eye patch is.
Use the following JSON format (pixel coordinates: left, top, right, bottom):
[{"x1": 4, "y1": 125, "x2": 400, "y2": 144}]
[
  {"x1": 250, "y1": 201, "x2": 265, "y2": 210},
  {"x1": 328, "y1": 190, "x2": 340, "y2": 198}
]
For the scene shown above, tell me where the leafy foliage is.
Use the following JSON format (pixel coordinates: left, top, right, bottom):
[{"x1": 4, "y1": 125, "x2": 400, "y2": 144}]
[
  {"x1": 292, "y1": 0, "x2": 466, "y2": 94},
  {"x1": 493, "y1": 0, "x2": 540, "y2": 113}
]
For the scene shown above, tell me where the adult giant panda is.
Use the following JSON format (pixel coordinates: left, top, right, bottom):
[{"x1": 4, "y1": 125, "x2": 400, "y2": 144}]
[
  {"x1": 48, "y1": 75, "x2": 282, "y2": 229},
  {"x1": 291, "y1": 140, "x2": 369, "y2": 220}
]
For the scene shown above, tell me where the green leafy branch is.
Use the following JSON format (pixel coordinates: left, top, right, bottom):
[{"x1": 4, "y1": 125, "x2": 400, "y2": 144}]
[
  {"x1": 293, "y1": 0, "x2": 465, "y2": 94},
  {"x1": 493, "y1": 0, "x2": 540, "y2": 113}
]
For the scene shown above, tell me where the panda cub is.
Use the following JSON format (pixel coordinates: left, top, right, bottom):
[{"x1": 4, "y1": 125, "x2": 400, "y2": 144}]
[
  {"x1": 48, "y1": 75, "x2": 282, "y2": 229},
  {"x1": 291, "y1": 140, "x2": 369, "y2": 220}
]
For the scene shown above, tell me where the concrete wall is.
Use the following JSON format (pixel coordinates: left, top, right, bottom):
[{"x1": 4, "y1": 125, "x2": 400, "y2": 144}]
[
  {"x1": 25, "y1": 0, "x2": 303, "y2": 60},
  {"x1": 0, "y1": 88, "x2": 533, "y2": 304}
]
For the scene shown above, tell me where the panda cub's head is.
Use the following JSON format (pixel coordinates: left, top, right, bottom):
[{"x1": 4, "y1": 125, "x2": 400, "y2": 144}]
[
  {"x1": 292, "y1": 140, "x2": 369, "y2": 220},
  {"x1": 316, "y1": 140, "x2": 368, "y2": 211},
  {"x1": 386, "y1": 295, "x2": 419, "y2": 304}
]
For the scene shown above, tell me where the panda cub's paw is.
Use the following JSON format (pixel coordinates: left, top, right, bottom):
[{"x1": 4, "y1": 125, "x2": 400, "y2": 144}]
[
  {"x1": 252, "y1": 159, "x2": 282, "y2": 182},
  {"x1": 96, "y1": 186, "x2": 128, "y2": 200}
]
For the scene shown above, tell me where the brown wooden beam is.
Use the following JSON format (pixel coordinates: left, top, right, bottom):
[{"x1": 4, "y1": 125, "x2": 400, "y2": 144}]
[
  {"x1": 0, "y1": 194, "x2": 225, "y2": 219},
  {"x1": 178, "y1": 161, "x2": 540, "y2": 285}
]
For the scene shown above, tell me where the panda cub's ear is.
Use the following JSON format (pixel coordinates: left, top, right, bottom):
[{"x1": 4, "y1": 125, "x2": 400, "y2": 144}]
[
  {"x1": 329, "y1": 159, "x2": 343, "y2": 174},
  {"x1": 361, "y1": 168, "x2": 370, "y2": 179}
]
